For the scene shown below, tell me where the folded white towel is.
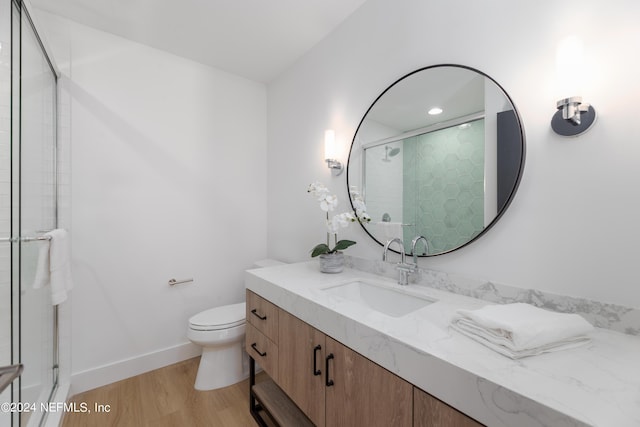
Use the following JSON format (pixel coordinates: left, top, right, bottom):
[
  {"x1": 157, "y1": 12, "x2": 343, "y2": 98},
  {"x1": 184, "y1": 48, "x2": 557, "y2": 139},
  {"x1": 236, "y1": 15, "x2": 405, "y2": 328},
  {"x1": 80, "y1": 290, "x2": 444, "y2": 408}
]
[
  {"x1": 32, "y1": 229, "x2": 74, "y2": 305},
  {"x1": 451, "y1": 303, "x2": 593, "y2": 359}
]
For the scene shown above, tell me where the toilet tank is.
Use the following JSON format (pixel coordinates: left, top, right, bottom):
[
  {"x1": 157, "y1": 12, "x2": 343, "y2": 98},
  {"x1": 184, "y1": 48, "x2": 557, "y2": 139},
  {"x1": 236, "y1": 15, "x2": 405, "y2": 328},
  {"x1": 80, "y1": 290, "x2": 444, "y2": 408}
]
[{"x1": 252, "y1": 259, "x2": 285, "y2": 268}]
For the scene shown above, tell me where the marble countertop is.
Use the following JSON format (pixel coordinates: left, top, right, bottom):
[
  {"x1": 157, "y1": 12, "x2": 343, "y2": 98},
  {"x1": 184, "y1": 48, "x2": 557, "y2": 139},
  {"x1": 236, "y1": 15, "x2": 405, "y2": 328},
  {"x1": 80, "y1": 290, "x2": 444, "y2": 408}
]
[{"x1": 245, "y1": 261, "x2": 640, "y2": 427}]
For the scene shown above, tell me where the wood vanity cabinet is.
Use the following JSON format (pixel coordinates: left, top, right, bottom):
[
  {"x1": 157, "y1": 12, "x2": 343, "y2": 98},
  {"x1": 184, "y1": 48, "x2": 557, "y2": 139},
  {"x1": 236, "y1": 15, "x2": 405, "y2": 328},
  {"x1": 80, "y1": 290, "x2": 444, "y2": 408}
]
[
  {"x1": 247, "y1": 290, "x2": 279, "y2": 341},
  {"x1": 414, "y1": 386, "x2": 483, "y2": 427},
  {"x1": 278, "y1": 309, "x2": 326, "y2": 426},
  {"x1": 324, "y1": 336, "x2": 412, "y2": 426},
  {"x1": 247, "y1": 290, "x2": 482, "y2": 427},
  {"x1": 278, "y1": 307, "x2": 412, "y2": 427},
  {"x1": 246, "y1": 290, "x2": 280, "y2": 381}
]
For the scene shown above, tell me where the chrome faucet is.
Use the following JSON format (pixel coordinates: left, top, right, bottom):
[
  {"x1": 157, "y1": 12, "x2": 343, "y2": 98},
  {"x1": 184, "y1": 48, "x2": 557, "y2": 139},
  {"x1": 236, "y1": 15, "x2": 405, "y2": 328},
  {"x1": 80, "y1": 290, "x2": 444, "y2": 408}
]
[
  {"x1": 382, "y1": 238, "x2": 415, "y2": 286},
  {"x1": 410, "y1": 235, "x2": 429, "y2": 265}
]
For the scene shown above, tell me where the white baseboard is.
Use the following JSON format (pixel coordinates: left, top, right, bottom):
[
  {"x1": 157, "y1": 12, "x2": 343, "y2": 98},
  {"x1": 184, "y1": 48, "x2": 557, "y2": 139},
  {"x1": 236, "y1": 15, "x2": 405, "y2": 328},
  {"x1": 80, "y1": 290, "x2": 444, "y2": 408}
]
[{"x1": 69, "y1": 342, "x2": 201, "y2": 396}]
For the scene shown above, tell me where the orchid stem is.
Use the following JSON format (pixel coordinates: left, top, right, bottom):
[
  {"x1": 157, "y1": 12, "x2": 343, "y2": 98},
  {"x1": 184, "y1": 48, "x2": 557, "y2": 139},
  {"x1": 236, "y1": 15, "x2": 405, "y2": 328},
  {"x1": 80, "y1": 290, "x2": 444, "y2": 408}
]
[{"x1": 326, "y1": 212, "x2": 330, "y2": 246}]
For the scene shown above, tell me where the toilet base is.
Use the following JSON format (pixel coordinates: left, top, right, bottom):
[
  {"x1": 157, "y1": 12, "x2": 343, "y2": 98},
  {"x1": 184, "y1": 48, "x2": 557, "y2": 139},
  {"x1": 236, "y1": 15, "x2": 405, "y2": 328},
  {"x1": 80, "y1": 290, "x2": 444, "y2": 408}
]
[{"x1": 194, "y1": 341, "x2": 249, "y2": 391}]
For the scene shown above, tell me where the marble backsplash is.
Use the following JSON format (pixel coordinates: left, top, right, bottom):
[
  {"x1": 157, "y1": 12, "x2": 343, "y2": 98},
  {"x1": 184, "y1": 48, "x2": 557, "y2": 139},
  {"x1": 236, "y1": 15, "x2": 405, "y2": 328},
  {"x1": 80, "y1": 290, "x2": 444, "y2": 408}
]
[{"x1": 344, "y1": 255, "x2": 640, "y2": 336}]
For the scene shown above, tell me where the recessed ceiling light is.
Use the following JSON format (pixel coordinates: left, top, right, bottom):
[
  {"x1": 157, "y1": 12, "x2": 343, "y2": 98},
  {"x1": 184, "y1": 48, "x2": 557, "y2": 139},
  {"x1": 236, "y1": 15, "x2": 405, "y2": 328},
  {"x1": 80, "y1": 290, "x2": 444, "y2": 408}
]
[{"x1": 428, "y1": 107, "x2": 443, "y2": 115}]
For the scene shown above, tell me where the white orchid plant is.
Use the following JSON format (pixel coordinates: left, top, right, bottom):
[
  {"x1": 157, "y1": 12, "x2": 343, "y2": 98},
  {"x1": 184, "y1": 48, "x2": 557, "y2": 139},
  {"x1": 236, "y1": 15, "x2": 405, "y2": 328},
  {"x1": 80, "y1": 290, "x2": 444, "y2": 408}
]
[{"x1": 307, "y1": 182, "x2": 371, "y2": 257}]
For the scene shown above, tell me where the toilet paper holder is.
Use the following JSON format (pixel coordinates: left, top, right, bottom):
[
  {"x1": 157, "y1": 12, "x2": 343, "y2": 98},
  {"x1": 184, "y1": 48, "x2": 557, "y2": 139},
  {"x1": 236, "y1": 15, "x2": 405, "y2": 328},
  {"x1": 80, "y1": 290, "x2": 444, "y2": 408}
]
[{"x1": 168, "y1": 278, "x2": 194, "y2": 286}]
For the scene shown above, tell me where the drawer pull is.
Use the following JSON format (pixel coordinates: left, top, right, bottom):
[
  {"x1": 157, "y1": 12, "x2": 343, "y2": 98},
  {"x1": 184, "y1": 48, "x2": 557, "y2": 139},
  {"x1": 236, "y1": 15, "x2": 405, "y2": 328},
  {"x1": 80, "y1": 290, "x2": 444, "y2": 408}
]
[
  {"x1": 251, "y1": 308, "x2": 267, "y2": 320},
  {"x1": 325, "y1": 354, "x2": 334, "y2": 387},
  {"x1": 251, "y1": 343, "x2": 267, "y2": 357},
  {"x1": 313, "y1": 345, "x2": 322, "y2": 376}
]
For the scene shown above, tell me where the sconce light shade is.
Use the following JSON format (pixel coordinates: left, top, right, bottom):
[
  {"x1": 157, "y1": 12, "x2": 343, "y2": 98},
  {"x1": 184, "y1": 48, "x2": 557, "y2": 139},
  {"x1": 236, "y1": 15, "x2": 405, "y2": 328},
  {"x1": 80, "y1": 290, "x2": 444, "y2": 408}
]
[
  {"x1": 324, "y1": 130, "x2": 336, "y2": 159},
  {"x1": 324, "y1": 129, "x2": 343, "y2": 176},
  {"x1": 552, "y1": 36, "x2": 596, "y2": 136}
]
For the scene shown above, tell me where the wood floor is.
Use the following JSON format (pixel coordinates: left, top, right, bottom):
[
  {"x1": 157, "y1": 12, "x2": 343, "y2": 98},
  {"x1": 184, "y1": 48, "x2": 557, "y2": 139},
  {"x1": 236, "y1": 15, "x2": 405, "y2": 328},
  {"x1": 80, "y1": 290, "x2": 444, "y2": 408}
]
[{"x1": 62, "y1": 357, "x2": 260, "y2": 427}]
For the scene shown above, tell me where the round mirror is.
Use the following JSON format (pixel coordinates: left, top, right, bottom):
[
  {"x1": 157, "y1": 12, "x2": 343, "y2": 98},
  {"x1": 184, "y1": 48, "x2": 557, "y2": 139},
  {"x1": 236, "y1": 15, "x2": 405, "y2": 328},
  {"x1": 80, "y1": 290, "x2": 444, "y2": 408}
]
[{"x1": 347, "y1": 65, "x2": 525, "y2": 256}]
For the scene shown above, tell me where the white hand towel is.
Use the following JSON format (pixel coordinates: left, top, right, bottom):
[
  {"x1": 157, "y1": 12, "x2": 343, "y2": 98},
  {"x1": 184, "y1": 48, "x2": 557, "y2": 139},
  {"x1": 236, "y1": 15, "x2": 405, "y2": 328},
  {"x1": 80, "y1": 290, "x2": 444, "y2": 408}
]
[
  {"x1": 45, "y1": 229, "x2": 74, "y2": 305},
  {"x1": 451, "y1": 303, "x2": 593, "y2": 359},
  {"x1": 32, "y1": 240, "x2": 50, "y2": 290}
]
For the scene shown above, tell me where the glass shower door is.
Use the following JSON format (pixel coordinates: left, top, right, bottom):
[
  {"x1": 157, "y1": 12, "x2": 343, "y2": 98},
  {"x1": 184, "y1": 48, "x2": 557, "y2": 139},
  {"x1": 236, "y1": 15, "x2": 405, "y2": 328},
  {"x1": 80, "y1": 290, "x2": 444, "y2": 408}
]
[
  {"x1": 17, "y1": 4, "x2": 58, "y2": 427},
  {"x1": 0, "y1": 1, "x2": 58, "y2": 426},
  {"x1": 0, "y1": 0, "x2": 13, "y2": 425}
]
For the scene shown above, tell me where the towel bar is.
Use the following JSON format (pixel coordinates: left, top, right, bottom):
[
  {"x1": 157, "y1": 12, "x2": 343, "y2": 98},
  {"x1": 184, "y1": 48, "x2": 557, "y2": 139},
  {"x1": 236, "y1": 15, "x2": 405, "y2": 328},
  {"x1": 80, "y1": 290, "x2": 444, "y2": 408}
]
[
  {"x1": 168, "y1": 278, "x2": 194, "y2": 286},
  {"x1": 0, "y1": 235, "x2": 52, "y2": 243}
]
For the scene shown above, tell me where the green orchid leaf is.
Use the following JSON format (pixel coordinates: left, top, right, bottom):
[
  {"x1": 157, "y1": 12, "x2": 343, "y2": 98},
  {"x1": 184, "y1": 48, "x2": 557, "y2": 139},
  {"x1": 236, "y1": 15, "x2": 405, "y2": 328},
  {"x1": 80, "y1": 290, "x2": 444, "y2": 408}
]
[
  {"x1": 333, "y1": 240, "x2": 357, "y2": 251},
  {"x1": 311, "y1": 243, "x2": 331, "y2": 257}
]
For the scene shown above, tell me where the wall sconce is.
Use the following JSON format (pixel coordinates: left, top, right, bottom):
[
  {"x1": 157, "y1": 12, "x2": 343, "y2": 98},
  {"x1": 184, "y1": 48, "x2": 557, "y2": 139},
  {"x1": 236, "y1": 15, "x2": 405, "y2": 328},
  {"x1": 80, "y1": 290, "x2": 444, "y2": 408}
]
[
  {"x1": 324, "y1": 129, "x2": 343, "y2": 176},
  {"x1": 551, "y1": 36, "x2": 596, "y2": 136},
  {"x1": 552, "y1": 96, "x2": 597, "y2": 136}
]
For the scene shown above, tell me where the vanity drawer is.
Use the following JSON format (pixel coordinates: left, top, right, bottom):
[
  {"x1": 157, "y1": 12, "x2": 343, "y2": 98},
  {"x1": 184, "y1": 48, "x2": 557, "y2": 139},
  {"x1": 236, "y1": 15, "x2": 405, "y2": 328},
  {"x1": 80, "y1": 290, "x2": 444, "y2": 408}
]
[
  {"x1": 246, "y1": 290, "x2": 279, "y2": 343},
  {"x1": 246, "y1": 323, "x2": 279, "y2": 381}
]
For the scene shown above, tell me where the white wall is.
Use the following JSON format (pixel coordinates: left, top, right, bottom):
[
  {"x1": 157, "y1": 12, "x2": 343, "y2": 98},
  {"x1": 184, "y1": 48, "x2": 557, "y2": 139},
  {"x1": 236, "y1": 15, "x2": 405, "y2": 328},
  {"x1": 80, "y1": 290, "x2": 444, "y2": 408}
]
[
  {"x1": 36, "y1": 12, "x2": 268, "y2": 392},
  {"x1": 267, "y1": 0, "x2": 640, "y2": 309}
]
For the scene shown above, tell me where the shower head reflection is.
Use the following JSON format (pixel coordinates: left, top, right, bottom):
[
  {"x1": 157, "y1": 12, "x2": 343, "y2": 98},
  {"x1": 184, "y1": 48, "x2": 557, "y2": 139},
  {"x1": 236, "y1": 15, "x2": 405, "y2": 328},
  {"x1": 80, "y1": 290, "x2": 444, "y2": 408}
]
[{"x1": 382, "y1": 146, "x2": 401, "y2": 162}]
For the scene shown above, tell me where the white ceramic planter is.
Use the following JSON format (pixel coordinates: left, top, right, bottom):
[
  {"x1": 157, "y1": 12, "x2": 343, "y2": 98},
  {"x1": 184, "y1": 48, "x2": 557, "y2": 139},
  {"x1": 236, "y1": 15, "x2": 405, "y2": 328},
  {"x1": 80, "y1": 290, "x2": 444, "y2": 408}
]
[{"x1": 318, "y1": 252, "x2": 344, "y2": 273}]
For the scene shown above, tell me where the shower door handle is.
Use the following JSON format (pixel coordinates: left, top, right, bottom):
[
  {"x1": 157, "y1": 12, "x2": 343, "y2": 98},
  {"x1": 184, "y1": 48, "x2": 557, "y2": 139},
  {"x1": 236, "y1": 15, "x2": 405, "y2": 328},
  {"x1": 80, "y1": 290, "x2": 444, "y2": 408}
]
[{"x1": 0, "y1": 364, "x2": 23, "y2": 394}]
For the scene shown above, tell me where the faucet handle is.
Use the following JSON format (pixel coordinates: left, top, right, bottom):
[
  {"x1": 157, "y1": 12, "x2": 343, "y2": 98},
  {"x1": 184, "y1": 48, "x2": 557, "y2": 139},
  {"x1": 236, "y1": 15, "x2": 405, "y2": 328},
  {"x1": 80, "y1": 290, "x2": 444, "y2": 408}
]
[
  {"x1": 396, "y1": 262, "x2": 416, "y2": 272},
  {"x1": 395, "y1": 262, "x2": 415, "y2": 286},
  {"x1": 383, "y1": 238, "x2": 415, "y2": 285}
]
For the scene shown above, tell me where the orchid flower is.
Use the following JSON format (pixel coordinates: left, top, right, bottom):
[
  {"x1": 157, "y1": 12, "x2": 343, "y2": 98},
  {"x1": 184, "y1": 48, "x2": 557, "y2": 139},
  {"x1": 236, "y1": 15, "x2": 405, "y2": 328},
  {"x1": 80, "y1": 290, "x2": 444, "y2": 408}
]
[
  {"x1": 307, "y1": 182, "x2": 370, "y2": 257},
  {"x1": 320, "y1": 194, "x2": 338, "y2": 212}
]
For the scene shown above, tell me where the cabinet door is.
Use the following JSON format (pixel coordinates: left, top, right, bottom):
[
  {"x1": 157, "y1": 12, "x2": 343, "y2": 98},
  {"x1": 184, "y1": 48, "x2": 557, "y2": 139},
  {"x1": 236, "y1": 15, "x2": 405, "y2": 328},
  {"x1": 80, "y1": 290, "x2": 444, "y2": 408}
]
[
  {"x1": 246, "y1": 323, "x2": 278, "y2": 381},
  {"x1": 246, "y1": 290, "x2": 279, "y2": 342},
  {"x1": 414, "y1": 387, "x2": 483, "y2": 427},
  {"x1": 325, "y1": 337, "x2": 412, "y2": 427},
  {"x1": 278, "y1": 310, "x2": 326, "y2": 427}
]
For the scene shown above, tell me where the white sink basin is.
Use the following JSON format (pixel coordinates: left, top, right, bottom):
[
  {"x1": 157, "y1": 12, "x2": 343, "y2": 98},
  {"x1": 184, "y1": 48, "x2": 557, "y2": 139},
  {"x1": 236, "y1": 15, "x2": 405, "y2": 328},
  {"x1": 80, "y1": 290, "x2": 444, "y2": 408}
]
[{"x1": 322, "y1": 280, "x2": 436, "y2": 317}]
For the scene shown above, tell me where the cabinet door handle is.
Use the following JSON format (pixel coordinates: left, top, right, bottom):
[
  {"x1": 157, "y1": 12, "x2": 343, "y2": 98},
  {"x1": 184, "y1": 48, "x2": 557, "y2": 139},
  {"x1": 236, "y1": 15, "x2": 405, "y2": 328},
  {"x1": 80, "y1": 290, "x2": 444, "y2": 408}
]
[
  {"x1": 325, "y1": 353, "x2": 334, "y2": 387},
  {"x1": 313, "y1": 345, "x2": 322, "y2": 376},
  {"x1": 250, "y1": 308, "x2": 267, "y2": 320},
  {"x1": 251, "y1": 343, "x2": 267, "y2": 357}
]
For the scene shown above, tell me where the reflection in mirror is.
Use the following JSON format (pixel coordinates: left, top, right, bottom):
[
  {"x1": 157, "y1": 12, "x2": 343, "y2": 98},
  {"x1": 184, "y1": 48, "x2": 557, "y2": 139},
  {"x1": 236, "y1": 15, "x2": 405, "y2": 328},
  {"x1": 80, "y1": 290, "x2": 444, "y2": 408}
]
[{"x1": 348, "y1": 65, "x2": 525, "y2": 256}]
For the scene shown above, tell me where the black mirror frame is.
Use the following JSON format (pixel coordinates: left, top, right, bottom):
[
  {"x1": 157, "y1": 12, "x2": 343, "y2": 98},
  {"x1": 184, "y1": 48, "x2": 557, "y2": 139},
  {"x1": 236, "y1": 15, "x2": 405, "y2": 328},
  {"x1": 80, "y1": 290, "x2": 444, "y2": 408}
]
[{"x1": 346, "y1": 64, "x2": 526, "y2": 257}]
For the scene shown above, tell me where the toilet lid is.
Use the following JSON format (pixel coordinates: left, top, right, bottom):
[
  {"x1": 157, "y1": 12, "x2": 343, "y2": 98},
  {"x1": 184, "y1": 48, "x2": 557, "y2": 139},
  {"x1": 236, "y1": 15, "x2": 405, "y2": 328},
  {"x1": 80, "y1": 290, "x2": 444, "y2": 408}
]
[{"x1": 189, "y1": 302, "x2": 246, "y2": 331}]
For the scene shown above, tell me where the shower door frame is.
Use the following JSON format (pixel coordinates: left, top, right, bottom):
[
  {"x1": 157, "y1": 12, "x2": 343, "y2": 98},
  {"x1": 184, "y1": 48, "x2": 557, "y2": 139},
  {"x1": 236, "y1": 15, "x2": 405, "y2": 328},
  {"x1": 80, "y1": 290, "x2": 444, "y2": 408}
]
[{"x1": 9, "y1": 1, "x2": 60, "y2": 426}]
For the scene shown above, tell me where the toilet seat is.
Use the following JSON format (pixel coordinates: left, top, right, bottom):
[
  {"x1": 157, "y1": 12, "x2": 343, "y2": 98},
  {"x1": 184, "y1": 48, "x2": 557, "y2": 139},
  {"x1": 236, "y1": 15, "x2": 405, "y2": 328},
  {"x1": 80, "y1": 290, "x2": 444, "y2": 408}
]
[{"x1": 189, "y1": 302, "x2": 246, "y2": 331}]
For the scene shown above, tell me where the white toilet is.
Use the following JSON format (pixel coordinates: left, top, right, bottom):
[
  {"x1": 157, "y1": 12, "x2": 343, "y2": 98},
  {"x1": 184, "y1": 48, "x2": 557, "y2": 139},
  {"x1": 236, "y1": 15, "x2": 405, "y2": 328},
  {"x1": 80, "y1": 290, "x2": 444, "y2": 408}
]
[
  {"x1": 187, "y1": 259, "x2": 283, "y2": 391},
  {"x1": 187, "y1": 302, "x2": 248, "y2": 390}
]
